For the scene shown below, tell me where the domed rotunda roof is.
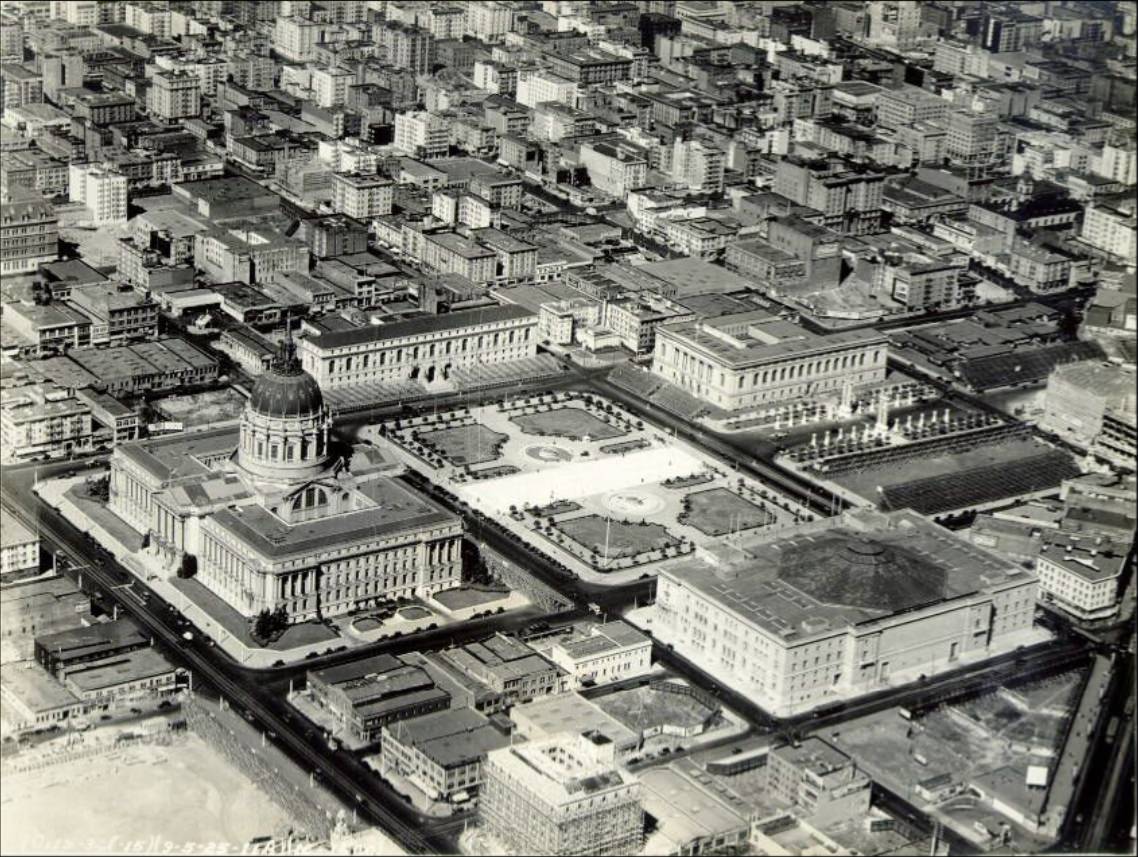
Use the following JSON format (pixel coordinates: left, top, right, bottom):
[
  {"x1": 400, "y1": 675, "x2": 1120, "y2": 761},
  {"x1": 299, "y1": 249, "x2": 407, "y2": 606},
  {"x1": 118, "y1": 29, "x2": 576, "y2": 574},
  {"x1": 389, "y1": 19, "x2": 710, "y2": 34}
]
[{"x1": 246, "y1": 335, "x2": 325, "y2": 419}]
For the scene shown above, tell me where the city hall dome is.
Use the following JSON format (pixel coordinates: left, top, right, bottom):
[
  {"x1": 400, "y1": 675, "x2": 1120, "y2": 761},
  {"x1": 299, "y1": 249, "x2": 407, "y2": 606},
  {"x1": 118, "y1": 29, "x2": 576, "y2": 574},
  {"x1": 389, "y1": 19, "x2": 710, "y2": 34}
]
[{"x1": 247, "y1": 346, "x2": 325, "y2": 419}]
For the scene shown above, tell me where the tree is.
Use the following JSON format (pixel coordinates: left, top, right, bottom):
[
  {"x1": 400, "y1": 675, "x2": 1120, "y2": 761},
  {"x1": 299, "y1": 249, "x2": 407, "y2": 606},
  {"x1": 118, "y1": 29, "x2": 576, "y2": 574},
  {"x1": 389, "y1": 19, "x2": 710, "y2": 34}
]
[
  {"x1": 266, "y1": 604, "x2": 290, "y2": 635},
  {"x1": 253, "y1": 609, "x2": 274, "y2": 640}
]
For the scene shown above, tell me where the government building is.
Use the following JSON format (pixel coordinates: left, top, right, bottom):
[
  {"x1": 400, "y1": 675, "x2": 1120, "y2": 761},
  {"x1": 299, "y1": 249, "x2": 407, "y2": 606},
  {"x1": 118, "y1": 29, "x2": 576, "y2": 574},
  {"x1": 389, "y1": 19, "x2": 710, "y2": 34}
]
[
  {"x1": 653, "y1": 509, "x2": 1038, "y2": 717},
  {"x1": 651, "y1": 310, "x2": 888, "y2": 412},
  {"x1": 109, "y1": 337, "x2": 463, "y2": 621},
  {"x1": 296, "y1": 305, "x2": 537, "y2": 388}
]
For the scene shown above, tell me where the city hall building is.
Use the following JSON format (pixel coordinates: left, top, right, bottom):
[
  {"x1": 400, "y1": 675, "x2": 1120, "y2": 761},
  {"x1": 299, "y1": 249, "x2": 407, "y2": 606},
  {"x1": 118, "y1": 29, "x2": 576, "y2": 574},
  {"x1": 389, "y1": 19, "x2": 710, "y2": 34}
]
[
  {"x1": 296, "y1": 304, "x2": 537, "y2": 388},
  {"x1": 651, "y1": 310, "x2": 888, "y2": 412},
  {"x1": 109, "y1": 338, "x2": 462, "y2": 620},
  {"x1": 653, "y1": 509, "x2": 1038, "y2": 717}
]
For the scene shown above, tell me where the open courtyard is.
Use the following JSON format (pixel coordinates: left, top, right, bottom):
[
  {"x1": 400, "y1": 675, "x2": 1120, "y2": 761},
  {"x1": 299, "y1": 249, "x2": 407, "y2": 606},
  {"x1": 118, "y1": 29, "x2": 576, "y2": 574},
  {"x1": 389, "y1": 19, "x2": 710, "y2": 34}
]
[{"x1": 369, "y1": 391, "x2": 812, "y2": 583}]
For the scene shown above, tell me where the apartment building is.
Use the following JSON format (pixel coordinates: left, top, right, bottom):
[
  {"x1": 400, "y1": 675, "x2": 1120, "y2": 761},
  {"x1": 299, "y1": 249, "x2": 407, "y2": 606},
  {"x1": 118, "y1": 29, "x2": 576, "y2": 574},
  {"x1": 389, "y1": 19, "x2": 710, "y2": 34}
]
[
  {"x1": 1, "y1": 63, "x2": 43, "y2": 111},
  {"x1": 68, "y1": 163, "x2": 127, "y2": 225},
  {"x1": 311, "y1": 66, "x2": 353, "y2": 109},
  {"x1": 394, "y1": 111, "x2": 449, "y2": 160},
  {"x1": 516, "y1": 69, "x2": 578, "y2": 109},
  {"x1": 772, "y1": 157, "x2": 885, "y2": 235},
  {"x1": 671, "y1": 138, "x2": 725, "y2": 194},
  {"x1": 421, "y1": 231, "x2": 498, "y2": 284},
  {"x1": 147, "y1": 70, "x2": 201, "y2": 121},
  {"x1": 1081, "y1": 198, "x2": 1137, "y2": 265},
  {"x1": 0, "y1": 188, "x2": 57, "y2": 274},
  {"x1": 273, "y1": 17, "x2": 320, "y2": 62},
  {"x1": 579, "y1": 141, "x2": 647, "y2": 198},
  {"x1": 330, "y1": 172, "x2": 394, "y2": 219},
  {"x1": 1, "y1": 384, "x2": 94, "y2": 463},
  {"x1": 0, "y1": 508, "x2": 39, "y2": 579},
  {"x1": 875, "y1": 86, "x2": 949, "y2": 131},
  {"x1": 376, "y1": 22, "x2": 434, "y2": 76}
]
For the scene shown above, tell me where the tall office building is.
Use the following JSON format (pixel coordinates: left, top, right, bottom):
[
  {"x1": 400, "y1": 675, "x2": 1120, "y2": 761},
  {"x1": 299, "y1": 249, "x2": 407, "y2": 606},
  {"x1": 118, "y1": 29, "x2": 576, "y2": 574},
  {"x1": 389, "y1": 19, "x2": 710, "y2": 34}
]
[{"x1": 480, "y1": 733, "x2": 643, "y2": 856}]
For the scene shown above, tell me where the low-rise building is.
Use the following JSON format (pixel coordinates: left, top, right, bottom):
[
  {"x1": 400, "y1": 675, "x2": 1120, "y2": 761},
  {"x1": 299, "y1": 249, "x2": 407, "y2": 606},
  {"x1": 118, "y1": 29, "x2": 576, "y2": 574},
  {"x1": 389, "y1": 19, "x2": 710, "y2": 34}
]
[
  {"x1": 307, "y1": 653, "x2": 451, "y2": 744},
  {"x1": 61, "y1": 647, "x2": 181, "y2": 706},
  {"x1": 35, "y1": 620, "x2": 149, "y2": 677},
  {"x1": 509, "y1": 692, "x2": 640, "y2": 760},
  {"x1": 433, "y1": 633, "x2": 564, "y2": 715},
  {"x1": 2, "y1": 301, "x2": 91, "y2": 357},
  {"x1": 0, "y1": 660, "x2": 84, "y2": 732},
  {"x1": 0, "y1": 508, "x2": 39, "y2": 580},
  {"x1": 767, "y1": 737, "x2": 871, "y2": 827},
  {"x1": 0, "y1": 383, "x2": 94, "y2": 463},
  {"x1": 639, "y1": 761, "x2": 752, "y2": 856},
  {"x1": 68, "y1": 283, "x2": 159, "y2": 346},
  {"x1": 539, "y1": 621, "x2": 652, "y2": 689},
  {"x1": 380, "y1": 707, "x2": 510, "y2": 804},
  {"x1": 1036, "y1": 544, "x2": 1126, "y2": 622},
  {"x1": 1, "y1": 576, "x2": 89, "y2": 661}
]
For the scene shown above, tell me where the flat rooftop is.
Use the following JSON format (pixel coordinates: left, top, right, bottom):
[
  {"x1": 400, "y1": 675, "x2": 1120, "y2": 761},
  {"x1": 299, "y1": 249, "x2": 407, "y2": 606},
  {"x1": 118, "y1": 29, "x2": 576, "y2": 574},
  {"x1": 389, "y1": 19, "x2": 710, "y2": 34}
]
[
  {"x1": 63, "y1": 648, "x2": 176, "y2": 692},
  {"x1": 303, "y1": 304, "x2": 534, "y2": 350},
  {"x1": 116, "y1": 425, "x2": 238, "y2": 484},
  {"x1": 661, "y1": 509, "x2": 1027, "y2": 641},
  {"x1": 0, "y1": 506, "x2": 36, "y2": 548},
  {"x1": 512, "y1": 691, "x2": 639, "y2": 749},
  {"x1": 208, "y1": 477, "x2": 456, "y2": 560},
  {"x1": 1, "y1": 661, "x2": 80, "y2": 713},
  {"x1": 36, "y1": 619, "x2": 147, "y2": 661},
  {"x1": 640, "y1": 763, "x2": 750, "y2": 851},
  {"x1": 640, "y1": 258, "x2": 764, "y2": 298},
  {"x1": 659, "y1": 309, "x2": 885, "y2": 369}
]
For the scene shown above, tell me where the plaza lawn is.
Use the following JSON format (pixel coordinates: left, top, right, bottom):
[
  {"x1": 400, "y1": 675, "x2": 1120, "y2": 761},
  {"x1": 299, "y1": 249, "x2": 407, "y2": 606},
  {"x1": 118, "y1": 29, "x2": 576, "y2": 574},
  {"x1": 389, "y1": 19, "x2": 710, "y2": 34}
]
[
  {"x1": 679, "y1": 488, "x2": 775, "y2": 536},
  {"x1": 511, "y1": 407, "x2": 625, "y2": 441},
  {"x1": 434, "y1": 586, "x2": 509, "y2": 611},
  {"x1": 555, "y1": 515, "x2": 679, "y2": 562},
  {"x1": 418, "y1": 424, "x2": 508, "y2": 466}
]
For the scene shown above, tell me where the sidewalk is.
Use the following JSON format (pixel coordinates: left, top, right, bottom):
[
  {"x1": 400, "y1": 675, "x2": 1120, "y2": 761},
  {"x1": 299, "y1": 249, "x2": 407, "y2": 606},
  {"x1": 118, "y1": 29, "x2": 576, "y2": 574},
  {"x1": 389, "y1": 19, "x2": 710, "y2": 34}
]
[{"x1": 35, "y1": 475, "x2": 352, "y2": 669}]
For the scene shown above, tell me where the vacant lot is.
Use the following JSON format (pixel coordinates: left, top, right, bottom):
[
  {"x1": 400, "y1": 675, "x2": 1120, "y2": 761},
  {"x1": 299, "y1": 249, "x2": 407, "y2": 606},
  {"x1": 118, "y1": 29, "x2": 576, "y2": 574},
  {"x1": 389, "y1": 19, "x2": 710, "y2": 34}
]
[
  {"x1": 598, "y1": 685, "x2": 716, "y2": 734},
  {"x1": 156, "y1": 388, "x2": 247, "y2": 427},
  {"x1": 511, "y1": 407, "x2": 625, "y2": 441},
  {"x1": 419, "y1": 424, "x2": 508, "y2": 466},
  {"x1": 1, "y1": 735, "x2": 288, "y2": 853},
  {"x1": 679, "y1": 488, "x2": 775, "y2": 536},
  {"x1": 555, "y1": 515, "x2": 679, "y2": 561}
]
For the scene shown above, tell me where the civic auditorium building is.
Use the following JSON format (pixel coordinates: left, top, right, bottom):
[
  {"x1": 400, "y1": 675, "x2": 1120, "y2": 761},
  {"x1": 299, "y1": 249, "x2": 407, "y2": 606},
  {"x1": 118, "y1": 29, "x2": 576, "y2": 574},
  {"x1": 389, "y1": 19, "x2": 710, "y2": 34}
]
[
  {"x1": 653, "y1": 509, "x2": 1038, "y2": 717},
  {"x1": 296, "y1": 304, "x2": 537, "y2": 388},
  {"x1": 109, "y1": 338, "x2": 463, "y2": 620},
  {"x1": 651, "y1": 310, "x2": 888, "y2": 412}
]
